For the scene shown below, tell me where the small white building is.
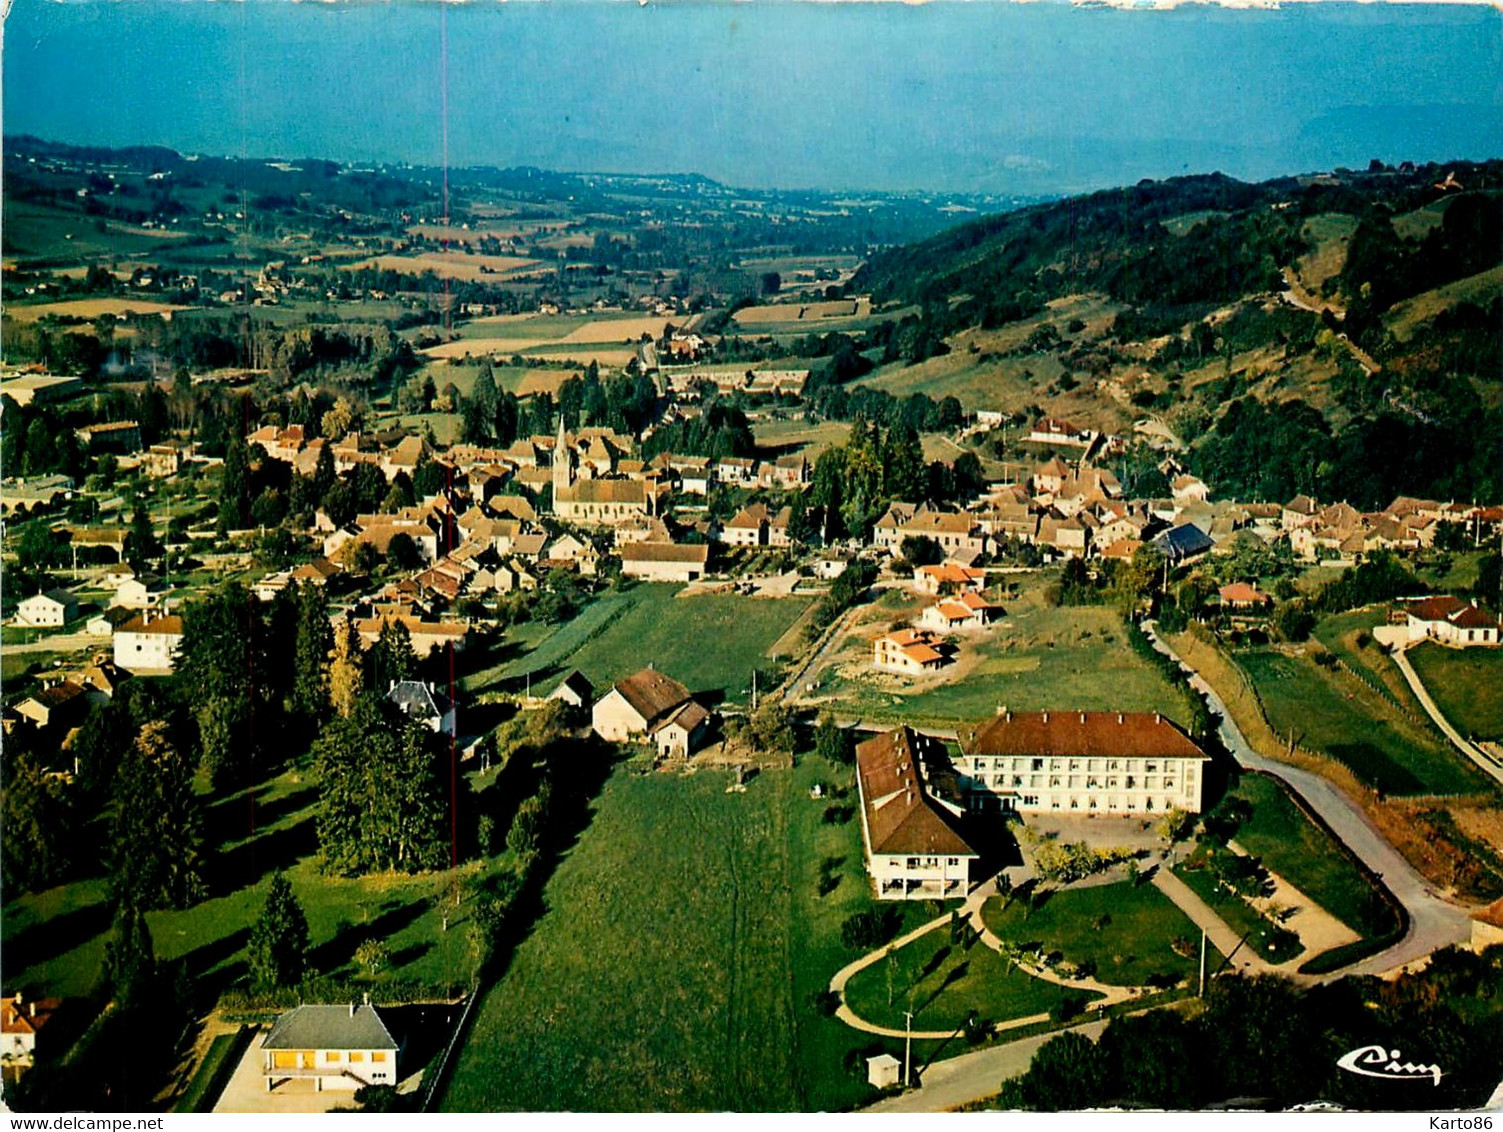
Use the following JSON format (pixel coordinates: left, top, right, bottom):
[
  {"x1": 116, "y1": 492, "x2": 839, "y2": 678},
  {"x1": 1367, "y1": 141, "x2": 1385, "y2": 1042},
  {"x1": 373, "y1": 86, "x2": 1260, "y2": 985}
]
[
  {"x1": 867, "y1": 1053, "x2": 902, "y2": 1089},
  {"x1": 15, "y1": 589, "x2": 77, "y2": 628},
  {"x1": 261, "y1": 1004, "x2": 400, "y2": 1093},
  {"x1": 1402, "y1": 595, "x2": 1501, "y2": 648}
]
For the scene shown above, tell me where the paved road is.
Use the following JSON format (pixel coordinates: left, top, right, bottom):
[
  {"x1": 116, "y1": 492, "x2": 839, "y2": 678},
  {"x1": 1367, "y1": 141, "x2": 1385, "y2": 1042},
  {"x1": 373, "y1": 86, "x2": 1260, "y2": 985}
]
[
  {"x1": 4, "y1": 629, "x2": 107, "y2": 654},
  {"x1": 863, "y1": 1021, "x2": 1108, "y2": 1112},
  {"x1": 1143, "y1": 625, "x2": 1473, "y2": 977},
  {"x1": 1389, "y1": 645, "x2": 1503, "y2": 788}
]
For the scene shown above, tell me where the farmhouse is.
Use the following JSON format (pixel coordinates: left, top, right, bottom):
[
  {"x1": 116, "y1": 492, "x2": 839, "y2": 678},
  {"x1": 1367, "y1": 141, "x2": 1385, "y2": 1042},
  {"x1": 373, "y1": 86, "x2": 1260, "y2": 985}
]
[
  {"x1": 920, "y1": 590, "x2": 998, "y2": 633},
  {"x1": 591, "y1": 667, "x2": 710, "y2": 758},
  {"x1": 855, "y1": 726, "x2": 978, "y2": 901},
  {"x1": 112, "y1": 609, "x2": 185, "y2": 673},
  {"x1": 385, "y1": 680, "x2": 456, "y2": 736},
  {"x1": 955, "y1": 710, "x2": 1209, "y2": 815},
  {"x1": 619, "y1": 541, "x2": 710, "y2": 583},
  {"x1": 352, "y1": 615, "x2": 469, "y2": 657},
  {"x1": 1401, "y1": 595, "x2": 1501, "y2": 648},
  {"x1": 15, "y1": 589, "x2": 78, "y2": 628},
  {"x1": 75, "y1": 420, "x2": 142, "y2": 454},
  {"x1": 722, "y1": 503, "x2": 770, "y2": 547},
  {"x1": 1153, "y1": 522, "x2": 1214, "y2": 565},
  {"x1": 1028, "y1": 417, "x2": 1091, "y2": 448},
  {"x1": 872, "y1": 628, "x2": 949, "y2": 676},
  {"x1": 2, "y1": 993, "x2": 61, "y2": 1078},
  {"x1": 1217, "y1": 582, "x2": 1272, "y2": 612},
  {"x1": 14, "y1": 681, "x2": 88, "y2": 731},
  {"x1": 261, "y1": 1004, "x2": 400, "y2": 1093}
]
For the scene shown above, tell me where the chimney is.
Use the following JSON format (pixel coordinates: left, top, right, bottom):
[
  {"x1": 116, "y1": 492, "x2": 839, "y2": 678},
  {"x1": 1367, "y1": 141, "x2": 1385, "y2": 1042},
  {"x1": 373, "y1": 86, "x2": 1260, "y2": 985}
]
[
  {"x1": 1117, "y1": 713, "x2": 1124, "y2": 724},
  {"x1": 1155, "y1": 713, "x2": 1161, "y2": 725},
  {"x1": 1080, "y1": 712, "x2": 1087, "y2": 724},
  {"x1": 350, "y1": 1002, "x2": 356, "y2": 1017},
  {"x1": 1042, "y1": 712, "x2": 1049, "y2": 724}
]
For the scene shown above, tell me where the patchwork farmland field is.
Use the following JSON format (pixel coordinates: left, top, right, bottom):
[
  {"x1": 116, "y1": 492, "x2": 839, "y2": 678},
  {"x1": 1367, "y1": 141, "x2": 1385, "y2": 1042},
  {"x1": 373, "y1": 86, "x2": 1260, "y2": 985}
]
[{"x1": 4, "y1": 297, "x2": 191, "y2": 322}]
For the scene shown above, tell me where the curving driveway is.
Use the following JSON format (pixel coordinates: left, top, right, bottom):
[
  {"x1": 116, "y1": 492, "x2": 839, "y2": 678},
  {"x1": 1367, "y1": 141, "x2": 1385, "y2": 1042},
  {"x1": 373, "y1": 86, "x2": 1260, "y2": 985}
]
[
  {"x1": 1388, "y1": 644, "x2": 1503, "y2": 788},
  {"x1": 1142, "y1": 624, "x2": 1473, "y2": 977}
]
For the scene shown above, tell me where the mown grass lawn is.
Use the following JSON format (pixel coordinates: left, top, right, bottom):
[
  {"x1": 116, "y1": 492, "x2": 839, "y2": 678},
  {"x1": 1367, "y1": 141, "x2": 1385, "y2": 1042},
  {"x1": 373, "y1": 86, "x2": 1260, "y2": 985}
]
[
  {"x1": 843, "y1": 926, "x2": 1091, "y2": 1034},
  {"x1": 440, "y1": 758, "x2": 939, "y2": 1112},
  {"x1": 469, "y1": 583, "x2": 811, "y2": 706},
  {"x1": 981, "y1": 881, "x2": 1218, "y2": 988},
  {"x1": 1235, "y1": 648, "x2": 1485, "y2": 796},
  {"x1": 820, "y1": 591, "x2": 1190, "y2": 729},
  {"x1": 2, "y1": 758, "x2": 497, "y2": 1004},
  {"x1": 1227, "y1": 772, "x2": 1396, "y2": 939},
  {"x1": 1408, "y1": 642, "x2": 1503, "y2": 741}
]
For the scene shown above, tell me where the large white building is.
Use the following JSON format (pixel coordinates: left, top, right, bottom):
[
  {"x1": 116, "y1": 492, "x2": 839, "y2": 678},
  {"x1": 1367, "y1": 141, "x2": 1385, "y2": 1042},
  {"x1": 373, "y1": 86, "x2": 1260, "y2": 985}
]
[
  {"x1": 954, "y1": 710, "x2": 1209, "y2": 815},
  {"x1": 15, "y1": 590, "x2": 77, "y2": 628},
  {"x1": 855, "y1": 727, "x2": 978, "y2": 901}
]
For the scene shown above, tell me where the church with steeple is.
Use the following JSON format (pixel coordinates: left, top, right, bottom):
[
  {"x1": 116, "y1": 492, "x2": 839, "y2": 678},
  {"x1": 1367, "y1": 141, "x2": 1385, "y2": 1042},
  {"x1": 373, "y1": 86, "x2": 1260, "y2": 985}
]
[{"x1": 550, "y1": 416, "x2": 663, "y2": 526}]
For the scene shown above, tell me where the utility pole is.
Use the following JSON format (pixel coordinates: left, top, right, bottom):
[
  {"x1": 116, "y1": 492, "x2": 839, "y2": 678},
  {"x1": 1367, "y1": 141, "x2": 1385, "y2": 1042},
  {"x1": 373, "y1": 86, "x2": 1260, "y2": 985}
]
[
  {"x1": 903, "y1": 1009, "x2": 914, "y2": 1088},
  {"x1": 1198, "y1": 928, "x2": 1208, "y2": 997}
]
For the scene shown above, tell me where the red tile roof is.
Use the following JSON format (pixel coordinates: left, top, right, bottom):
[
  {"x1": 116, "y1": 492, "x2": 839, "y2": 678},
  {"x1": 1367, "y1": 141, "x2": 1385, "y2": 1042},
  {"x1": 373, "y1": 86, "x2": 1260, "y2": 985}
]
[
  {"x1": 613, "y1": 667, "x2": 693, "y2": 728},
  {"x1": 856, "y1": 728, "x2": 976, "y2": 857},
  {"x1": 960, "y1": 711, "x2": 1208, "y2": 761}
]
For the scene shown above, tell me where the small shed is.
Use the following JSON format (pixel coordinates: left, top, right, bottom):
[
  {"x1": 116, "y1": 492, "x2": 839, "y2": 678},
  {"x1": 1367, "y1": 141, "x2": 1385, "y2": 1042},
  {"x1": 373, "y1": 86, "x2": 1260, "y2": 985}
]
[
  {"x1": 867, "y1": 1053, "x2": 902, "y2": 1089},
  {"x1": 550, "y1": 669, "x2": 594, "y2": 709}
]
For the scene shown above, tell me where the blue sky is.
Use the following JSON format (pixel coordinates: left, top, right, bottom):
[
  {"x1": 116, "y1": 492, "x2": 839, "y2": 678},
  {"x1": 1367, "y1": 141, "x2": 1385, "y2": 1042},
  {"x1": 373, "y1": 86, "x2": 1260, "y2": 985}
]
[{"x1": 6, "y1": 1, "x2": 1502, "y2": 193}]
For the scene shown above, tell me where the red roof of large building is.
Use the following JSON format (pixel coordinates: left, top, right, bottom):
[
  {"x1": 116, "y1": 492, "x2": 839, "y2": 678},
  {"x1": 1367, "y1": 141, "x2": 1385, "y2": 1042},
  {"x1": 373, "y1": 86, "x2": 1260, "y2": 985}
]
[
  {"x1": 856, "y1": 727, "x2": 976, "y2": 857},
  {"x1": 960, "y1": 710, "x2": 1208, "y2": 761}
]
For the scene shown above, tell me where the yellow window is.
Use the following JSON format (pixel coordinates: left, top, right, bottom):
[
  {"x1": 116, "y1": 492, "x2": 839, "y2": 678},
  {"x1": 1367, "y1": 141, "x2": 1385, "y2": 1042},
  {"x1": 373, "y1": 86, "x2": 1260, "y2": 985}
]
[
  {"x1": 326, "y1": 1052, "x2": 342, "y2": 1063},
  {"x1": 372, "y1": 1052, "x2": 387, "y2": 1063},
  {"x1": 350, "y1": 1052, "x2": 365, "y2": 1063}
]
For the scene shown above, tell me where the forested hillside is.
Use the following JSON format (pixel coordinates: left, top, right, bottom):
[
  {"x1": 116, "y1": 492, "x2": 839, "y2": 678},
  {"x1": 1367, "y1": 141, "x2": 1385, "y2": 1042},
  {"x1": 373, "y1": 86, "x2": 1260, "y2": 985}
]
[{"x1": 848, "y1": 161, "x2": 1503, "y2": 508}]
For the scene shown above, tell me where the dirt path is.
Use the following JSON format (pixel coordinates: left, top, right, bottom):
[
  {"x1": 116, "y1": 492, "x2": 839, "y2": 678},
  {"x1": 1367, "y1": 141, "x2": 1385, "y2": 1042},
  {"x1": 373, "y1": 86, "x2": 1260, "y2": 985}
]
[{"x1": 1228, "y1": 842, "x2": 1360, "y2": 961}]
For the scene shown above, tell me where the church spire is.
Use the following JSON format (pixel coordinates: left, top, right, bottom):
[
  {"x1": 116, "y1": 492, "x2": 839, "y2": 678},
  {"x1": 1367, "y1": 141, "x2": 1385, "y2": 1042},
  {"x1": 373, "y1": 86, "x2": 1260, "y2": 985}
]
[{"x1": 552, "y1": 411, "x2": 573, "y2": 497}]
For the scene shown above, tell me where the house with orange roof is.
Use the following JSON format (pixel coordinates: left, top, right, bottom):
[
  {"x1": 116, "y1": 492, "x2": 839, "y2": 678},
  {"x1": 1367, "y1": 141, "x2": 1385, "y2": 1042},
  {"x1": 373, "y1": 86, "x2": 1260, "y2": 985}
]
[
  {"x1": 872, "y1": 628, "x2": 950, "y2": 675},
  {"x1": 2, "y1": 993, "x2": 61, "y2": 1079},
  {"x1": 920, "y1": 590, "x2": 999, "y2": 633}
]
